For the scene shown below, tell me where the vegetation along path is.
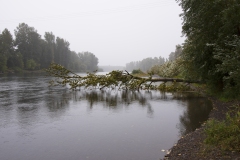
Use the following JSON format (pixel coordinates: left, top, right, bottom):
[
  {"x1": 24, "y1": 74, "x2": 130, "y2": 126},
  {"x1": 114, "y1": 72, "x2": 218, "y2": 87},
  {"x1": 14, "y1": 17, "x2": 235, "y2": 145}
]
[{"x1": 164, "y1": 97, "x2": 240, "y2": 160}]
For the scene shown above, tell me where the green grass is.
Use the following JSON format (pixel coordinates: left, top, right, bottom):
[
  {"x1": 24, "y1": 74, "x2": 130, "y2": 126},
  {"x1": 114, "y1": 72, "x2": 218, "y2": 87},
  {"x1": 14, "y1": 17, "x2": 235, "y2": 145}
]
[{"x1": 204, "y1": 110, "x2": 240, "y2": 151}]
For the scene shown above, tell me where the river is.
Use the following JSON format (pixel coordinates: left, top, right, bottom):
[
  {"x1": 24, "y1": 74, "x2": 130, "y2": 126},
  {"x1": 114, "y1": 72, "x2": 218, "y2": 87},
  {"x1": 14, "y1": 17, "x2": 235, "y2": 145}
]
[{"x1": 0, "y1": 73, "x2": 212, "y2": 160}]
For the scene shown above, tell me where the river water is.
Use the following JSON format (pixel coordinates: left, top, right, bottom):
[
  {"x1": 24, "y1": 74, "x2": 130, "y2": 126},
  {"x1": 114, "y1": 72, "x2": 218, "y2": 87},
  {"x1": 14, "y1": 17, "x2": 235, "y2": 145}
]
[{"x1": 0, "y1": 73, "x2": 212, "y2": 160}]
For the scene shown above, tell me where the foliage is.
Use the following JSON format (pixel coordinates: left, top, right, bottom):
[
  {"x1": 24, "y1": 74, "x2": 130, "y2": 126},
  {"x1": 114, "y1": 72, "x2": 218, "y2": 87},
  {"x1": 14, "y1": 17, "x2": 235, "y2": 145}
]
[
  {"x1": 168, "y1": 45, "x2": 182, "y2": 61},
  {"x1": 149, "y1": 57, "x2": 185, "y2": 78},
  {"x1": 213, "y1": 36, "x2": 240, "y2": 97},
  {"x1": 0, "y1": 28, "x2": 14, "y2": 72},
  {"x1": 26, "y1": 59, "x2": 38, "y2": 70},
  {"x1": 132, "y1": 69, "x2": 144, "y2": 74},
  {"x1": 78, "y1": 52, "x2": 99, "y2": 72},
  {"x1": 46, "y1": 63, "x2": 146, "y2": 90},
  {"x1": 0, "y1": 29, "x2": 14, "y2": 56},
  {"x1": 131, "y1": 69, "x2": 149, "y2": 77},
  {"x1": 11, "y1": 67, "x2": 23, "y2": 73},
  {"x1": 0, "y1": 54, "x2": 7, "y2": 72},
  {"x1": 7, "y1": 52, "x2": 24, "y2": 69},
  {"x1": 46, "y1": 63, "x2": 198, "y2": 91},
  {"x1": 14, "y1": 23, "x2": 42, "y2": 68},
  {"x1": 176, "y1": 0, "x2": 240, "y2": 96},
  {"x1": 157, "y1": 82, "x2": 191, "y2": 92},
  {"x1": 204, "y1": 110, "x2": 240, "y2": 151},
  {"x1": 0, "y1": 23, "x2": 99, "y2": 72},
  {"x1": 126, "y1": 56, "x2": 166, "y2": 72}
]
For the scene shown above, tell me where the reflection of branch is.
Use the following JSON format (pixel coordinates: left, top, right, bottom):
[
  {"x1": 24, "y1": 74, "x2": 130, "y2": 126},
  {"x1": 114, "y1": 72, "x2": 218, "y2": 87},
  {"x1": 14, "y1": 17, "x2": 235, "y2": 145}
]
[{"x1": 82, "y1": 90, "x2": 153, "y2": 112}]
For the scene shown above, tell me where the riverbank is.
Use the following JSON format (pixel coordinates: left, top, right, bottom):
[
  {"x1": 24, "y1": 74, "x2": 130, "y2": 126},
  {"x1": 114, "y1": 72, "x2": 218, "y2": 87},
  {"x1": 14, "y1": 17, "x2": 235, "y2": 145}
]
[
  {"x1": 0, "y1": 69, "x2": 46, "y2": 74},
  {"x1": 164, "y1": 97, "x2": 240, "y2": 160}
]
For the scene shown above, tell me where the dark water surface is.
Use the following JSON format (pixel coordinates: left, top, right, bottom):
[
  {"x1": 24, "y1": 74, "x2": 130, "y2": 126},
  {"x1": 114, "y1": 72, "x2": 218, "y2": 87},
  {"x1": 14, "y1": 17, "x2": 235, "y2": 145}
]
[{"x1": 0, "y1": 73, "x2": 212, "y2": 160}]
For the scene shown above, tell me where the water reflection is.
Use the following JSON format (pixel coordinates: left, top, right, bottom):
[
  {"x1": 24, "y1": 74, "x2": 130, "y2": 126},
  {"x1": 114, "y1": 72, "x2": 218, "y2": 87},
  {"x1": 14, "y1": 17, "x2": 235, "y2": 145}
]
[
  {"x1": 0, "y1": 74, "x2": 212, "y2": 160},
  {"x1": 40, "y1": 89, "x2": 212, "y2": 136},
  {"x1": 46, "y1": 89, "x2": 70, "y2": 112},
  {"x1": 76, "y1": 90, "x2": 154, "y2": 117},
  {"x1": 0, "y1": 76, "x2": 212, "y2": 136},
  {"x1": 177, "y1": 95, "x2": 212, "y2": 136}
]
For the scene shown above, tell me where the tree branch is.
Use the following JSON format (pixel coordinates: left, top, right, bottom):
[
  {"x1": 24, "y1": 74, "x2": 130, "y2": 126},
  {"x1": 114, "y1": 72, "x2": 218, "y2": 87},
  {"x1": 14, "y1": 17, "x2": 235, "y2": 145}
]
[{"x1": 46, "y1": 63, "x2": 202, "y2": 91}]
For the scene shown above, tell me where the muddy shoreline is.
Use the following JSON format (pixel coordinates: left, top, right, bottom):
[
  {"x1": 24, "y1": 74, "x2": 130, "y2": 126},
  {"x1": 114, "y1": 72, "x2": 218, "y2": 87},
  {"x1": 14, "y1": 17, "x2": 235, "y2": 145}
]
[{"x1": 164, "y1": 97, "x2": 240, "y2": 160}]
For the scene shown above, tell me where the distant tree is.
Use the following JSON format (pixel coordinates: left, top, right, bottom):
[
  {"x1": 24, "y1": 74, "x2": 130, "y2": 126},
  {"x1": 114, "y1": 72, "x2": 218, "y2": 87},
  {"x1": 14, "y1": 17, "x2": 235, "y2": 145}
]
[
  {"x1": 168, "y1": 45, "x2": 182, "y2": 61},
  {"x1": 55, "y1": 37, "x2": 70, "y2": 68},
  {"x1": 42, "y1": 32, "x2": 56, "y2": 67},
  {"x1": 168, "y1": 52, "x2": 175, "y2": 61},
  {"x1": 175, "y1": 45, "x2": 182, "y2": 57},
  {"x1": 26, "y1": 59, "x2": 38, "y2": 70},
  {"x1": 0, "y1": 29, "x2": 14, "y2": 56},
  {"x1": 14, "y1": 23, "x2": 42, "y2": 69},
  {"x1": 126, "y1": 56, "x2": 165, "y2": 72},
  {"x1": 1, "y1": 23, "x2": 100, "y2": 72},
  {"x1": 7, "y1": 52, "x2": 24, "y2": 70},
  {"x1": 68, "y1": 51, "x2": 82, "y2": 71},
  {"x1": 131, "y1": 69, "x2": 144, "y2": 74},
  {"x1": 0, "y1": 29, "x2": 15, "y2": 72},
  {"x1": 0, "y1": 54, "x2": 7, "y2": 72},
  {"x1": 78, "y1": 52, "x2": 99, "y2": 72}
]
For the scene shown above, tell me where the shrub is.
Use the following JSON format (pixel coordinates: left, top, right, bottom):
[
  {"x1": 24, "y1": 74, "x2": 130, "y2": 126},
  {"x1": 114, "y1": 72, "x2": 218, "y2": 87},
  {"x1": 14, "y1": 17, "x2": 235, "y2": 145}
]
[
  {"x1": 131, "y1": 69, "x2": 143, "y2": 74},
  {"x1": 204, "y1": 110, "x2": 240, "y2": 151}
]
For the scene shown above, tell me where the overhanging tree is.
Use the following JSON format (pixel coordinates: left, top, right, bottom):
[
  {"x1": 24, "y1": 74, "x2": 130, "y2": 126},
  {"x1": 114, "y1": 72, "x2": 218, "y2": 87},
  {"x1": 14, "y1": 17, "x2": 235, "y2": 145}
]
[
  {"x1": 46, "y1": 63, "x2": 201, "y2": 91},
  {"x1": 177, "y1": 0, "x2": 240, "y2": 94}
]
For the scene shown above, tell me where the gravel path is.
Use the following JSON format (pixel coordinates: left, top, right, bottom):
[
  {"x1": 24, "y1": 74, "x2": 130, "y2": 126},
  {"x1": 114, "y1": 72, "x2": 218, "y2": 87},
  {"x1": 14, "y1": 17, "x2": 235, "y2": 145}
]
[{"x1": 163, "y1": 98, "x2": 240, "y2": 160}]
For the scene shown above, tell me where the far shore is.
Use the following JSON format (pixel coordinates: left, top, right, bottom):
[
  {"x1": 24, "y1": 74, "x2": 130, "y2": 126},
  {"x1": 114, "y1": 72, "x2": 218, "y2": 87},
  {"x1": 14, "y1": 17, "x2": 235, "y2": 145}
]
[{"x1": 0, "y1": 69, "x2": 46, "y2": 74}]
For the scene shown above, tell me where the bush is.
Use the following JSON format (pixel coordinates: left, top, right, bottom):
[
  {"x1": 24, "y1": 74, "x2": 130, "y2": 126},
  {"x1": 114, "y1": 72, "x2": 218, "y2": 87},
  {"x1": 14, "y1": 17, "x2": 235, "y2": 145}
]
[
  {"x1": 0, "y1": 54, "x2": 7, "y2": 72},
  {"x1": 26, "y1": 59, "x2": 37, "y2": 70},
  {"x1": 204, "y1": 110, "x2": 240, "y2": 151},
  {"x1": 157, "y1": 82, "x2": 191, "y2": 92},
  {"x1": 131, "y1": 69, "x2": 143, "y2": 74},
  {"x1": 12, "y1": 67, "x2": 23, "y2": 73}
]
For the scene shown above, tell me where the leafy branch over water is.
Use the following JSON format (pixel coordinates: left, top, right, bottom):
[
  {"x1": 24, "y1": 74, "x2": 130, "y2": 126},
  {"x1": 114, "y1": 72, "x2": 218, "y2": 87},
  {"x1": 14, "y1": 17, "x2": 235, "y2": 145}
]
[{"x1": 46, "y1": 63, "x2": 201, "y2": 91}]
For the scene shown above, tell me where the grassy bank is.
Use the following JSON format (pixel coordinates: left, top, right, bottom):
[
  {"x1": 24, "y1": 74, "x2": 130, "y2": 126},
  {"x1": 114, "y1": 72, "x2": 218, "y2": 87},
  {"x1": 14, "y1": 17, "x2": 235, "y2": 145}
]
[{"x1": 164, "y1": 87, "x2": 240, "y2": 159}]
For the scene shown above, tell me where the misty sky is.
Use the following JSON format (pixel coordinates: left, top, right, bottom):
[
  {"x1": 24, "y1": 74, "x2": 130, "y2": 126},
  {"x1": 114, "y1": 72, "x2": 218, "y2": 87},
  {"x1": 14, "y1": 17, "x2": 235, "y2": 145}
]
[{"x1": 0, "y1": 0, "x2": 185, "y2": 66}]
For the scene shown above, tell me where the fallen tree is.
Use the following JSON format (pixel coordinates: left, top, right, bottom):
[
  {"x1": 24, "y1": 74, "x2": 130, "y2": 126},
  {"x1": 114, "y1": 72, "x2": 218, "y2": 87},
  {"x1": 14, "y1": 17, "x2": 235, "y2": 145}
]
[{"x1": 46, "y1": 63, "x2": 202, "y2": 91}]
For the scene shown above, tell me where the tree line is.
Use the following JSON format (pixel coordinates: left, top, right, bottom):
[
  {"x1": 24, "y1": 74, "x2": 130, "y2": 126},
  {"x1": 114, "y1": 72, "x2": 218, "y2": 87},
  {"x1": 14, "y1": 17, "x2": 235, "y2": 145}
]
[
  {"x1": 0, "y1": 23, "x2": 99, "y2": 73},
  {"x1": 125, "y1": 45, "x2": 182, "y2": 72},
  {"x1": 125, "y1": 56, "x2": 166, "y2": 72},
  {"x1": 46, "y1": 0, "x2": 240, "y2": 97}
]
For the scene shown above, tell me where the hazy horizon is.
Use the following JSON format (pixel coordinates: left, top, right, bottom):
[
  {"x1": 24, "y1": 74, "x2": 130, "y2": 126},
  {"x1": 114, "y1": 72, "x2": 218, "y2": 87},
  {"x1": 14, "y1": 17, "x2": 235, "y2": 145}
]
[{"x1": 0, "y1": 0, "x2": 185, "y2": 66}]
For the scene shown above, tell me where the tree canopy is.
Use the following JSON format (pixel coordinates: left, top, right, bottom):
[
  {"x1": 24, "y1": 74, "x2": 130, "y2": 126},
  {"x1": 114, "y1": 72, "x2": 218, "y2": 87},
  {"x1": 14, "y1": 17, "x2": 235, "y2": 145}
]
[
  {"x1": 0, "y1": 23, "x2": 99, "y2": 72},
  {"x1": 125, "y1": 56, "x2": 166, "y2": 72},
  {"x1": 176, "y1": 0, "x2": 240, "y2": 96}
]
